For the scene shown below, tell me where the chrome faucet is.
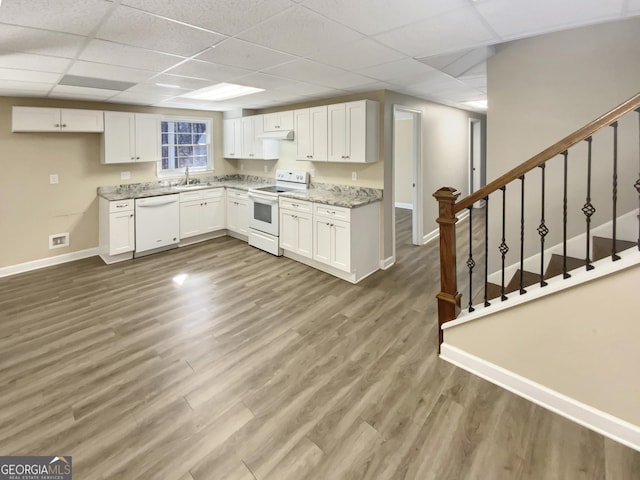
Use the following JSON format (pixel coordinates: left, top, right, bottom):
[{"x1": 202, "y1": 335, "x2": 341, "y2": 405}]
[{"x1": 185, "y1": 166, "x2": 190, "y2": 185}]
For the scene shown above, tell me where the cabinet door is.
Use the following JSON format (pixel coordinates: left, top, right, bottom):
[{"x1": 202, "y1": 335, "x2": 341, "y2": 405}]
[
  {"x1": 242, "y1": 116, "x2": 256, "y2": 158},
  {"x1": 12, "y1": 107, "x2": 61, "y2": 132},
  {"x1": 332, "y1": 219, "x2": 351, "y2": 272},
  {"x1": 223, "y1": 118, "x2": 242, "y2": 158},
  {"x1": 313, "y1": 217, "x2": 332, "y2": 266},
  {"x1": 297, "y1": 212, "x2": 313, "y2": 258},
  {"x1": 235, "y1": 198, "x2": 249, "y2": 235},
  {"x1": 202, "y1": 195, "x2": 226, "y2": 232},
  {"x1": 134, "y1": 113, "x2": 160, "y2": 162},
  {"x1": 62, "y1": 109, "x2": 104, "y2": 132},
  {"x1": 294, "y1": 109, "x2": 311, "y2": 160},
  {"x1": 180, "y1": 200, "x2": 202, "y2": 239},
  {"x1": 102, "y1": 111, "x2": 136, "y2": 163},
  {"x1": 345, "y1": 101, "x2": 367, "y2": 163},
  {"x1": 327, "y1": 103, "x2": 346, "y2": 161},
  {"x1": 279, "y1": 210, "x2": 298, "y2": 251},
  {"x1": 264, "y1": 111, "x2": 293, "y2": 131},
  {"x1": 109, "y1": 210, "x2": 135, "y2": 255},
  {"x1": 310, "y1": 106, "x2": 328, "y2": 161}
]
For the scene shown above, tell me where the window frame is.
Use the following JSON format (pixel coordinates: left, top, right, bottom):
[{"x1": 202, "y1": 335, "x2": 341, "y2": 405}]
[{"x1": 157, "y1": 115, "x2": 214, "y2": 178}]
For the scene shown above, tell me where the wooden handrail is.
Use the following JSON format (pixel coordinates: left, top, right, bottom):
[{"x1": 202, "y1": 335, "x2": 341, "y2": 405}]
[{"x1": 454, "y1": 92, "x2": 640, "y2": 213}]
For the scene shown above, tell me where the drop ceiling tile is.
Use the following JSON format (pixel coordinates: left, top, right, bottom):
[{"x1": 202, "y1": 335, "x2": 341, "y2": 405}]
[
  {"x1": 195, "y1": 39, "x2": 296, "y2": 71},
  {"x1": 357, "y1": 58, "x2": 438, "y2": 83},
  {"x1": 0, "y1": 68, "x2": 60, "y2": 83},
  {"x1": 0, "y1": 51, "x2": 71, "y2": 73},
  {"x1": 308, "y1": 38, "x2": 405, "y2": 70},
  {"x1": 238, "y1": 6, "x2": 363, "y2": 57},
  {"x1": 108, "y1": 91, "x2": 176, "y2": 105},
  {"x1": 418, "y1": 46, "x2": 494, "y2": 78},
  {"x1": 264, "y1": 59, "x2": 373, "y2": 89},
  {"x1": 96, "y1": 5, "x2": 226, "y2": 57},
  {"x1": 49, "y1": 91, "x2": 119, "y2": 102},
  {"x1": 340, "y1": 80, "x2": 398, "y2": 93},
  {"x1": 79, "y1": 39, "x2": 185, "y2": 71},
  {"x1": 374, "y1": 6, "x2": 496, "y2": 58},
  {"x1": 165, "y1": 59, "x2": 251, "y2": 82},
  {"x1": 120, "y1": 0, "x2": 293, "y2": 36},
  {"x1": 228, "y1": 72, "x2": 305, "y2": 91},
  {"x1": 0, "y1": 25, "x2": 86, "y2": 58},
  {"x1": 0, "y1": 0, "x2": 113, "y2": 35},
  {"x1": 474, "y1": 0, "x2": 626, "y2": 40},
  {"x1": 51, "y1": 84, "x2": 121, "y2": 99},
  {"x1": 67, "y1": 61, "x2": 157, "y2": 83},
  {"x1": 301, "y1": 0, "x2": 469, "y2": 35},
  {"x1": 0, "y1": 79, "x2": 52, "y2": 93}
]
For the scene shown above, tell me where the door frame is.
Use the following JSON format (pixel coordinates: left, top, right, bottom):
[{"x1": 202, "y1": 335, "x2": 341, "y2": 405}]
[
  {"x1": 468, "y1": 118, "x2": 485, "y2": 208},
  {"x1": 392, "y1": 105, "x2": 423, "y2": 250}
]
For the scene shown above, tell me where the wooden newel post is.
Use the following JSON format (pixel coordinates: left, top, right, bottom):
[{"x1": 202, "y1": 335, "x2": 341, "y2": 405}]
[{"x1": 433, "y1": 187, "x2": 462, "y2": 351}]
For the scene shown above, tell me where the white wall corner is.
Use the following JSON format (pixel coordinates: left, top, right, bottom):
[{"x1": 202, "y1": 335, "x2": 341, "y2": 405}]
[
  {"x1": 440, "y1": 344, "x2": 640, "y2": 452},
  {"x1": 0, "y1": 248, "x2": 100, "y2": 278}
]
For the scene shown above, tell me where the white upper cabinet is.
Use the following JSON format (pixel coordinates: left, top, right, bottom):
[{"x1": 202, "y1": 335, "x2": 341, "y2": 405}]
[
  {"x1": 12, "y1": 106, "x2": 104, "y2": 132},
  {"x1": 327, "y1": 100, "x2": 379, "y2": 163},
  {"x1": 263, "y1": 110, "x2": 294, "y2": 132},
  {"x1": 295, "y1": 106, "x2": 328, "y2": 162},
  {"x1": 223, "y1": 118, "x2": 243, "y2": 159},
  {"x1": 101, "y1": 111, "x2": 160, "y2": 164}
]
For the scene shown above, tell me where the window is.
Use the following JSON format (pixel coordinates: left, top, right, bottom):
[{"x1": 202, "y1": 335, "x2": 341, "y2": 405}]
[{"x1": 158, "y1": 116, "x2": 213, "y2": 176}]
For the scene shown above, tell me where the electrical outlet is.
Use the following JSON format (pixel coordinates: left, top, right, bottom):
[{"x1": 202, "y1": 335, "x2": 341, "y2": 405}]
[
  {"x1": 49, "y1": 233, "x2": 69, "y2": 249},
  {"x1": 121, "y1": 171, "x2": 131, "y2": 180},
  {"x1": 49, "y1": 174, "x2": 59, "y2": 184},
  {"x1": 310, "y1": 168, "x2": 315, "y2": 177},
  {"x1": 351, "y1": 171, "x2": 357, "y2": 181}
]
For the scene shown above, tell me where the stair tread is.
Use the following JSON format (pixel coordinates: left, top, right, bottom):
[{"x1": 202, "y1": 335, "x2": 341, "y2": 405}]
[
  {"x1": 506, "y1": 269, "x2": 541, "y2": 294},
  {"x1": 472, "y1": 282, "x2": 502, "y2": 305},
  {"x1": 544, "y1": 254, "x2": 586, "y2": 279},
  {"x1": 592, "y1": 236, "x2": 637, "y2": 261}
]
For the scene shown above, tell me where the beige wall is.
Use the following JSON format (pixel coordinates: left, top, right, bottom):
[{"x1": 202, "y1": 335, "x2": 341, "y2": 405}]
[
  {"x1": 486, "y1": 18, "x2": 640, "y2": 272},
  {"x1": 445, "y1": 264, "x2": 640, "y2": 426},
  {"x1": 394, "y1": 118, "x2": 413, "y2": 206},
  {"x1": 0, "y1": 96, "x2": 228, "y2": 267}
]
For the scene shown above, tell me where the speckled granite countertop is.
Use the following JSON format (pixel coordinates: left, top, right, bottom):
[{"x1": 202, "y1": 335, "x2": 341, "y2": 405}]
[
  {"x1": 97, "y1": 175, "x2": 272, "y2": 201},
  {"x1": 98, "y1": 176, "x2": 383, "y2": 208},
  {"x1": 281, "y1": 183, "x2": 382, "y2": 208}
]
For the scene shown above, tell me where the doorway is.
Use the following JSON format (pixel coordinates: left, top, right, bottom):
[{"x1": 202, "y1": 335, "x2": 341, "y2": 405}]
[
  {"x1": 468, "y1": 118, "x2": 485, "y2": 208},
  {"x1": 393, "y1": 106, "x2": 422, "y2": 252}
]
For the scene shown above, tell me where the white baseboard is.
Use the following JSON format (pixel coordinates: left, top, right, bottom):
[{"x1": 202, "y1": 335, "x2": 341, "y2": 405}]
[
  {"x1": 394, "y1": 202, "x2": 413, "y2": 210},
  {"x1": 440, "y1": 344, "x2": 640, "y2": 452},
  {"x1": 381, "y1": 256, "x2": 395, "y2": 269},
  {"x1": 422, "y1": 208, "x2": 471, "y2": 245},
  {"x1": 0, "y1": 247, "x2": 100, "y2": 278}
]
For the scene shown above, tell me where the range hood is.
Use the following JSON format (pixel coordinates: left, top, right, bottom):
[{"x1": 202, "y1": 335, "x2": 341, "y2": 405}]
[{"x1": 257, "y1": 130, "x2": 294, "y2": 140}]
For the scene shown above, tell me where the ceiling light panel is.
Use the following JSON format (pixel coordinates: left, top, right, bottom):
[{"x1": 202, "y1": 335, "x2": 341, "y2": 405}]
[
  {"x1": 120, "y1": 0, "x2": 293, "y2": 36},
  {"x1": 95, "y1": 5, "x2": 227, "y2": 57},
  {"x1": 238, "y1": 6, "x2": 364, "y2": 57},
  {"x1": 181, "y1": 82, "x2": 264, "y2": 101}
]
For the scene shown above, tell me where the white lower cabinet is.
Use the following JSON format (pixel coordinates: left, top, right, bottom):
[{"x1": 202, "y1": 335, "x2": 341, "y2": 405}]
[
  {"x1": 313, "y1": 211, "x2": 351, "y2": 272},
  {"x1": 279, "y1": 199, "x2": 313, "y2": 258},
  {"x1": 226, "y1": 189, "x2": 249, "y2": 236},
  {"x1": 179, "y1": 189, "x2": 225, "y2": 239},
  {"x1": 99, "y1": 197, "x2": 135, "y2": 263}
]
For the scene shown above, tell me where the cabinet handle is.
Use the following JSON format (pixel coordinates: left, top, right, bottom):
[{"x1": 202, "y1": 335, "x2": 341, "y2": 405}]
[
  {"x1": 62, "y1": 124, "x2": 67, "y2": 127},
  {"x1": 130, "y1": 214, "x2": 134, "y2": 218},
  {"x1": 131, "y1": 157, "x2": 135, "y2": 160},
  {"x1": 136, "y1": 156, "x2": 140, "y2": 160},
  {"x1": 54, "y1": 123, "x2": 60, "y2": 127}
]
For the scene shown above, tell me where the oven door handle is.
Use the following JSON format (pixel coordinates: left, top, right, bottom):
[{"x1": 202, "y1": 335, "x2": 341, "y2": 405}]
[{"x1": 248, "y1": 192, "x2": 278, "y2": 204}]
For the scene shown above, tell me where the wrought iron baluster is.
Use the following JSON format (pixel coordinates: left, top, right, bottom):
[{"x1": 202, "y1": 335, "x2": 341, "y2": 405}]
[
  {"x1": 519, "y1": 175, "x2": 527, "y2": 294},
  {"x1": 562, "y1": 150, "x2": 570, "y2": 279},
  {"x1": 499, "y1": 186, "x2": 509, "y2": 301},
  {"x1": 466, "y1": 206, "x2": 475, "y2": 313},
  {"x1": 483, "y1": 197, "x2": 490, "y2": 307},
  {"x1": 611, "y1": 121, "x2": 621, "y2": 261},
  {"x1": 635, "y1": 108, "x2": 640, "y2": 251},
  {"x1": 582, "y1": 137, "x2": 596, "y2": 270},
  {"x1": 537, "y1": 164, "x2": 548, "y2": 287}
]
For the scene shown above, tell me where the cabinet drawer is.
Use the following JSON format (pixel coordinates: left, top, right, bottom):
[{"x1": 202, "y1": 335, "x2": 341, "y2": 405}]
[
  {"x1": 227, "y1": 188, "x2": 248, "y2": 199},
  {"x1": 179, "y1": 191, "x2": 204, "y2": 202},
  {"x1": 109, "y1": 199, "x2": 134, "y2": 213},
  {"x1": 203, "y1": 188, "x2": 225, "y2": 199},
  {"x1": 280, "y1": 198, "x2": 312, "y2": 213},
  {"x1": 314, "y1": 203, "x2": 351, "y2": 221}
]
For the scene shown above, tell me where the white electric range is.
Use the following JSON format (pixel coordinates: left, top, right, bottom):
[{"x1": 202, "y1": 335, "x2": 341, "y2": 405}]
[{"x1": 247, "y1": 169, "x2": 309, "y2": 255}]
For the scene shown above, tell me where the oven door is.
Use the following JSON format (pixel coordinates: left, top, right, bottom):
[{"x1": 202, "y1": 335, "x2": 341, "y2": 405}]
[{"x1": 248, "y1": 191, "x2": 279, "y2": 236}]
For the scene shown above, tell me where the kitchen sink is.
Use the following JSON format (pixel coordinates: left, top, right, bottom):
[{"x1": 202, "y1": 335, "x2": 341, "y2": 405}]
[{"x1": 173, "y1": 184, "x2": 211, "y2": 191}]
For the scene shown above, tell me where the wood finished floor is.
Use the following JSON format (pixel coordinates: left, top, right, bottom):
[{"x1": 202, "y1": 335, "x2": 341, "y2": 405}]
[{"x1": 0, "y1": 208, "x2": 638, "y2": 480}]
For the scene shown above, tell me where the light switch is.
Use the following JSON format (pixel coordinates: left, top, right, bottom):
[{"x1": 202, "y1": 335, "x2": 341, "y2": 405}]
[
  {"x1": 351, "y1": 171, "x2": 357, "y2": 181},
  {"x1": 121, "y1": 171, "x2": 131, "y2": 180},
  {"x1": 49, "y1": 174, "x2": 59, "y2": 184}
]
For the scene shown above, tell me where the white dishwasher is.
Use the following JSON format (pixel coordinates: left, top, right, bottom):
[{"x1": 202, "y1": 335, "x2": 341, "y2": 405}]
[{"x1": 135, "y1": 194, "x2": 180, "y2": 256}]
